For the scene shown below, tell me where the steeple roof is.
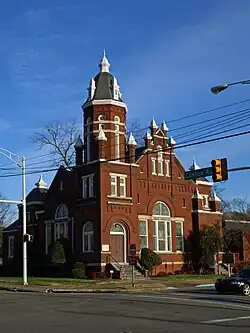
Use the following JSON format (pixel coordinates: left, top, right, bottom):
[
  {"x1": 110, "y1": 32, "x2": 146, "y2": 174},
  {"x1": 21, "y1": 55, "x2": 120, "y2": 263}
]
[{"x1": 86, "y1": 52, "x2": 123, "y2": 102}]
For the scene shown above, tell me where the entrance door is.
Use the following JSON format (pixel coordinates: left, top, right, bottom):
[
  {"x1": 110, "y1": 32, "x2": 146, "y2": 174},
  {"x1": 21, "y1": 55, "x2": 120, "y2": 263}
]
[{"x1": 110, "y1": 223, "x2": 126, "y2": 263}]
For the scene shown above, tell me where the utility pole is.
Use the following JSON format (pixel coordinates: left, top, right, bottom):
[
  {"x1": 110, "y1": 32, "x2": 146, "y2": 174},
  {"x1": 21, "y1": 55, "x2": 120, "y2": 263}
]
[
  {"x1": 21, "y1": 156, "x2": 27, "y2": 285},
  {"x1": 0, "y1": 149, "x2": 27, "y2": 285}
]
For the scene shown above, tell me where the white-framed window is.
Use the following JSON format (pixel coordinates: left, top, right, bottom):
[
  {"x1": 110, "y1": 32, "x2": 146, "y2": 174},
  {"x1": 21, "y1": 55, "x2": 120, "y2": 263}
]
[
  {"x1": 114, "y1": 116, "x2": 120, "y2": 160},
  {"x1": 86, "y1": 117, "x2": 91, "y2": 162},
  {"x1": 119, "y1": 177, "x2": 126, "y2": 197},
  {"x1": 45, "y1": 223, "x2": 52, "y2": 254},
  {"x1": 82, "y1": 221, "x2": 94, "y2": 252},
  {"x1": 165, "y1": 160, "x2": 170, "y2": 177},
  {"x1": 157, "y1": 149, "x2": 163, "y2": 175},
  {"x1": 111, "y1": 175, "x2": 117, "y2": 196},
  {"x1": 8, "y1": 236, "x2": 14, "y2": 259},
  {"x1": 98, "y1": 115, "x2": 106, "y2": 130},
  {"x1": 152, "y1": 201, "x2": 172, "y2": 252},
  {"x1": 54, "y1": 222, "x2": 68, "y2": 241},
  {"x1": 151, "y1": 158, "x2": 156, "y2": 175},
  {"x1": 82, "y1": 174, "x2": 95, "y2": 198},
  {"x1": 175, "y1": 221, "x2": 184, "y2": 252},
  {"x1": 55, "y1": 204, "x2": 68, "y2": 220},
  {"x1": 139, "y1": 219, "x2": 148, "y2": 250}
]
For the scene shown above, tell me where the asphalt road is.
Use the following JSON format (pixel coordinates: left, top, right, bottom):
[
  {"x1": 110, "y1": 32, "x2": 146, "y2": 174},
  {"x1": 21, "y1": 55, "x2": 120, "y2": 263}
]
[{"x1": 1, "y1": 288, "x2": 250, "y2": 332}]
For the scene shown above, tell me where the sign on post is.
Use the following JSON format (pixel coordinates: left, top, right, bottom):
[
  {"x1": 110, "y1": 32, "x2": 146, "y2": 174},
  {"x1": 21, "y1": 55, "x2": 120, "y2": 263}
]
[
  {"x1": 129, "y1": 244, "x2": 137, "y2": 265},
  {"x1": 184, "y1": 167, "x2": 213, "y2": 180},
  {"x1": 129, "y1": 244, "x2": 137, "y2": 287}
]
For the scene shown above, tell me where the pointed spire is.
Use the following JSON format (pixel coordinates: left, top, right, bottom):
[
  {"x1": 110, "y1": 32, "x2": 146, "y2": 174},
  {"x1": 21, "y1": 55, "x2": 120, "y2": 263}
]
[
  {"x1": 189, "y1": 158, "x2": 200, "y2": 171},
  {"x1": 96, "y1": 127, "x2": 107, "y2": 141},
  {"x1": 35, "y1": 175, "x2": 47, "y2": 189},
  {"x1": 144, "y1": 130, "x2": 152, "y2": 140},
  {"x1": 192, "y1": 187, "x2": 203, "y2": 200},
  {"x1": 74, "y1": 135, "x2": 84, "y2": 148},
  {"x1": 209, "y1": 188, "x2": 221, "y2": 202},
  {"x1": 128, "y1": 132, "x2": 137, "y2": 146},
  {"x1": 168, "y1": 136, "x2": 176, "y2": 145},
  {"x1": 162, "y1": 120, "x2": 169, "y2": 132},
  {"x1": 150, "y1": 117, "x2": 157, "y2": 128},
  {"x1": 98, "y1": 50, "x2": 110, "y2": 73}
]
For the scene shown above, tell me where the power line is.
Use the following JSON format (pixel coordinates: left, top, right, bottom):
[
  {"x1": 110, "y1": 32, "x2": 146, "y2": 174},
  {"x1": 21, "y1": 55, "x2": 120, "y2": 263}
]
[
  {"x1": 1, "y1": 128, "x2": 250, "y2": 179},
  {"x1": 1, "y1": 98, "x2": 250, "y2": 172}
]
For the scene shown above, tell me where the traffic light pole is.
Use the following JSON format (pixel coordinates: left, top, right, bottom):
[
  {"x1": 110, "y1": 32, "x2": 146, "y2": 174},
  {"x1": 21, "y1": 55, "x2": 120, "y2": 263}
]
[{"x1": 228, "y1": 166, "x2": 250, "y2": 172}]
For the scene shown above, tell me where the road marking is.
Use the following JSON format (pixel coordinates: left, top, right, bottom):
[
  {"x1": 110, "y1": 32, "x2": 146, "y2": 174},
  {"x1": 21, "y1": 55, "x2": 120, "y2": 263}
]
[
  {"x1": 116, "y1": 293, "x2": 250, "y2": 310},
  {"x1": 202, "y1": 316, "x2": 250, "y2": 324}
]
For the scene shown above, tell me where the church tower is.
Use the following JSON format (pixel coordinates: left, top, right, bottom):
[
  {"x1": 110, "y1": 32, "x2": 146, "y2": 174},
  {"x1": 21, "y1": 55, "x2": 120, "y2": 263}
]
[{"x1": 82, "y1": 52, "x2": 127, "y2": 163}]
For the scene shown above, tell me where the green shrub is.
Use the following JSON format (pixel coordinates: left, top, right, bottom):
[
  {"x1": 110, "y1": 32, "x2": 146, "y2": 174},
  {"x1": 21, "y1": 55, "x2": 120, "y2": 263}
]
[
  {"x1": 51, "y1": 241, "x2": 66, "y2": 265},
  {"x1": 72, "y1": 262, "x2": 86, "y2": 279},
  {"x1": 140, "y1": 248, "x2": 162, "y2": 272},
  {"x1": 72, "y1": 268, "x2": 86, "y2": 279}
]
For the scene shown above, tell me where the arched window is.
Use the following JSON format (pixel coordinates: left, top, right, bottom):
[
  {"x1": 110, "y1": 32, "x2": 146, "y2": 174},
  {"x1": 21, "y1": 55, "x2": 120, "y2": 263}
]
[
  {"x1": 98, "y1": 115, "x2": 106, "y2": 130},
  {"x1": 114, "y1": 116, "x2": 120, "y2": 159},
  {"x1": 55, "y1": 204, "x2": 68, "y2": 220},
  {"x1": 157, "y1": 146, "x2": 163, "y2": 175},
  {"x1": 86, "y1": 117, "x2": 91, "y2": 162},
  {"x1": 82, "y1": 222, "x2": 94, "y2": 252},
  {"x1": 152, "y1": 201, "x2": 172, "y2": 252},
  {"x1": 54, "y1": 204, "x2": 68, "y2": 241}
]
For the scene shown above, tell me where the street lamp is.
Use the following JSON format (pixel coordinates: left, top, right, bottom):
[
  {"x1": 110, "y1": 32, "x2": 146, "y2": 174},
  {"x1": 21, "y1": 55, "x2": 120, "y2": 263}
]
[
  {"x1": 211, "y1": 80, "x2": 250, "y2": 94},
  {"x1": 0, "y1": 149, "x2": 27, "y2": 285}
]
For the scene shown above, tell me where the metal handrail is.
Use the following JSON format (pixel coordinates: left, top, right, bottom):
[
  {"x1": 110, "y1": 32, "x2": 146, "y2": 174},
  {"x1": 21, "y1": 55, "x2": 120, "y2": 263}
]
[{"x1": 108, "y1": 254, "x2": 123, "y2": 270}]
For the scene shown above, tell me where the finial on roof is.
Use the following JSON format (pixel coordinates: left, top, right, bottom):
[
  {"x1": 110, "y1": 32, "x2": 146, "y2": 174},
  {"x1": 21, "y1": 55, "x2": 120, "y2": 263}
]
[
  {"x1": 99, "y1": 50, "x2": 110, "y2": 73},
  {"x1": 189, "y1": 158, "x2": 200, "y2": 171},
  {"x1": 209, "y1": 188, "x2": 221, "y2": 202},
  {"x1": 144, "y1": 130, "x2": 152, "y2": 140},
  {"x1": 96, "y1": 127, "x2": 107, "y2": 141},
  {"x1": 128, "y1": 132, "x2": 137, "y2": 146},
  {"x1": 35, "y1": 175, "x2": 47, "y2": 189},
  {"x1": 74, "y1": 135, "x2": 84, "y2": 148},
  {"x1": 192, "y1": 187, "x2": 203, "y2": 200},
  {"x1": 168, "y1": 136, "x2": 176, "y2": 145},
  {"x1": 150, "y1": 117, "x2": 157, "y2": 129},
  {"x1": 162, "y1": 120, "x2": 169, "y2": 132}
]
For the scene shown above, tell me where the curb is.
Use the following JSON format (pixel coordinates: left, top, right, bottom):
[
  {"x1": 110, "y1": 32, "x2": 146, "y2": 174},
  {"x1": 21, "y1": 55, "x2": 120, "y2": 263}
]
[
  {"x1": 195, "y1": 284, "x2": 215, "y2": 288},
  {"x1": 0, "y1": 286, "x2": 38, "y2": 293}
]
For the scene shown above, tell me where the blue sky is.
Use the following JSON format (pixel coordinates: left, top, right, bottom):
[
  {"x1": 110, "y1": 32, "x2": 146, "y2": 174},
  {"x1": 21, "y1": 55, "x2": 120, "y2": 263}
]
[{"x1": 1, "y1": 0, "x2": 250, "y2": 215}]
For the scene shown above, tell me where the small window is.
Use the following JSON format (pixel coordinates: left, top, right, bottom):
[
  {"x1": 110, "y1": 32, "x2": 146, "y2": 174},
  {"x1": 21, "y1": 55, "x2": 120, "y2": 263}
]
[
  {"x1": 203, "y1": 195, "x2": 209, "y2": 208},
  {"x1": 98, "y1": 115, "x2": 106, "y2": 121},
  {"x1": 8, "y1": 236, "x2": 14, "y2": 259},
  {"x1": 82, "y1": 222, "x2": 94, "y2": 252},
  {"x1": 111, "y1": 175, "x2": 117, "y2": 196},
  {"x1": 151, "y1": 158, "x2": 156, "y2": 175},
  {"x1": 114, "y1": 116, "x2": 120, "y2": 123},
  {"x1": 176, "y1": 221, "x2": 184, "y2": 252},
  {"x1": 119, "y1": 177, "x2": 126, "y2": 197},
  {"x1": 165, "y1": 160, "x2": 170, "y2": 177},
  {"x1": 182, "y1": 198, "x2": 186, "y2": 208},
  {"x1": 140, "y1": 220, "x2": 148, "y2": 250},
  {"x1": 82, "y1": 175, "x2": 95, "y2": 198}
]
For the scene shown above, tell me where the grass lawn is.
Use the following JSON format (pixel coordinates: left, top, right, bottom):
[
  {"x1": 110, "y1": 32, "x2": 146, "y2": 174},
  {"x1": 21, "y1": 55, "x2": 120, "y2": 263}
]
[{"x1": 0, "y1": 274, "x2": 222, "y2": 290}]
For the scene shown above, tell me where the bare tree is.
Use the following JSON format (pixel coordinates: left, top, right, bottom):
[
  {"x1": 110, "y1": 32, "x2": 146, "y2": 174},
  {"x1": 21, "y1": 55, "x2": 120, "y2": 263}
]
[
  {"x1": 0, "y1": 194, "x2": 15, "y2": 256},
  {"x1": 126, "y1": 117, "x2": 146, "y2": 146},
  {"x1": 32, "y1": 119, "x2": 81, "y2": 168}
]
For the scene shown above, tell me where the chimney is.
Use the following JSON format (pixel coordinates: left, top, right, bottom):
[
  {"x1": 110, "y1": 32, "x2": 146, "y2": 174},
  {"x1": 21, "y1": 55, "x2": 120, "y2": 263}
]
[
  {"x1": 144, "y1": 130, "x2": 152, "y2": 149},
  {"x1": 74, "y1": 135, "x2": 84, "y2": 166}
]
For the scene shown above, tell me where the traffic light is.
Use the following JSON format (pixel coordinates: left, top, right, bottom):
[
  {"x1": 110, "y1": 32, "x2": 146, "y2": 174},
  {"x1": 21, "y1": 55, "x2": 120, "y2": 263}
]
[
  {"x1": 23, "y1": 234, "x2": 33, "y2": 243},
  {"x1": 211, "y1": 158, "x2": 228, "y2": 182}
]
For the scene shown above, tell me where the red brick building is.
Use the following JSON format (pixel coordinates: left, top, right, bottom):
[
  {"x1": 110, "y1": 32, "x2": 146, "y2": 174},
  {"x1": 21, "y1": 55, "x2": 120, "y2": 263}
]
[{"x1": 3, "y1": 53, "x2": 223, "y2": 277}]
